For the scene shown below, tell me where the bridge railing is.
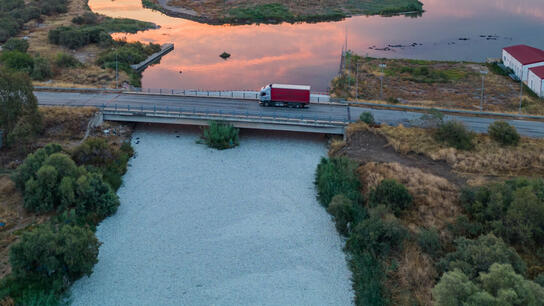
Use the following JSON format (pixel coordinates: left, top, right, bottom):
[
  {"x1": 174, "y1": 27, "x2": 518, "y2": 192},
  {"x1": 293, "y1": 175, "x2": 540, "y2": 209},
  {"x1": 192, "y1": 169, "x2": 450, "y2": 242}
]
[
  {"x1": 127, "y1": 88, "x2": 332, "y2": 104},
  {"x1": 100, "y1": 103, "x2": 348, "y2": 125}
]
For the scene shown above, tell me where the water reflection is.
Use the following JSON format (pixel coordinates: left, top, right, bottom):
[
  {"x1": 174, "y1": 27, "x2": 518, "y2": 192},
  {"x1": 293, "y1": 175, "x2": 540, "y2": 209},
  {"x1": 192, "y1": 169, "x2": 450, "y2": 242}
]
[{"x1": 90, "y1": 0, "x2": 544, "y2": 91}]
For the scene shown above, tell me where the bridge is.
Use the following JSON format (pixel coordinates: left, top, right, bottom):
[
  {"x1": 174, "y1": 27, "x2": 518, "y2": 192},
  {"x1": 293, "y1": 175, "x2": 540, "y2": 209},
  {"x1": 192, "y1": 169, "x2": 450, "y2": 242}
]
[
  {"x1": 34, "y1": 88, "x2": 544, "y2": 138},
  {"x1": 34, "y1": 90, "x2": 350, "y2": 135}
]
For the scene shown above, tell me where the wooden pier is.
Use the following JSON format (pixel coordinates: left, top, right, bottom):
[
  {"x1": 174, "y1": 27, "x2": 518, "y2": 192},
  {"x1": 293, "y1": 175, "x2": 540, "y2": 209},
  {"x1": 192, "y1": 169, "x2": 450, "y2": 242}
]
[{"x1": 131, "y1": 43, "x2": 174, "y2": 72}]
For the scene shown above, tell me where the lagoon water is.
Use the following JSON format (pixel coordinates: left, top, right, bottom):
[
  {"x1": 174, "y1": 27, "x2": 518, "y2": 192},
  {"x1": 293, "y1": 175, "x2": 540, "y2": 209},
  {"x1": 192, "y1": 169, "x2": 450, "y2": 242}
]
[
  {"x1": 70, "y1": 126, "x2": 353, "y2": 305},
  {"x1": 89, "y1": 0, "x2": 544, "y2": 91}
]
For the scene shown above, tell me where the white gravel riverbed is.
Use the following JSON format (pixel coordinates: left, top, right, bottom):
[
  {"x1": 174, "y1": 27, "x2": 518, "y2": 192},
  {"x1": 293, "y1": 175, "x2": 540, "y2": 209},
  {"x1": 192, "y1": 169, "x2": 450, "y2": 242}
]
[{"x1": 70, "y1": 125, "x2": 353, "y2": 305}]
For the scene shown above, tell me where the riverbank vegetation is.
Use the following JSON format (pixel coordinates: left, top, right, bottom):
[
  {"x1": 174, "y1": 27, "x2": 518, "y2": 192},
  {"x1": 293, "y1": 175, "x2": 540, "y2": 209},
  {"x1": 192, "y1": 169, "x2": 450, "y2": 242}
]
[
  {"x1": 1, "y1": 77, "x2": 133, "y2": 304},
  {"x1": 319, "y1": 115, "x2": 544, "y2": 305},
  {"x1": 145, "y1": 0, "x2": 423, "y2": 24},
  {"x1": 332, "y1": 54, "x2": 544, "y2": 115},
  {"x1": 200, "y1": 121, "x2": 240, "y2": 150},
  {"x1": 2, "y1": 0, "x2": 157, "y2": 88}
]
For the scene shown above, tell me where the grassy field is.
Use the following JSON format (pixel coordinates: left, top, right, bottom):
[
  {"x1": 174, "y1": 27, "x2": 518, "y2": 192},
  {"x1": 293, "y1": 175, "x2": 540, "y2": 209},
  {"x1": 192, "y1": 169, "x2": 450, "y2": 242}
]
[
  {"x1": 332, "y1": 54, "x2": 544, "y2": 115},
  {"x1": 148, "y1": 0, "x2": 423, "y2": 24}
]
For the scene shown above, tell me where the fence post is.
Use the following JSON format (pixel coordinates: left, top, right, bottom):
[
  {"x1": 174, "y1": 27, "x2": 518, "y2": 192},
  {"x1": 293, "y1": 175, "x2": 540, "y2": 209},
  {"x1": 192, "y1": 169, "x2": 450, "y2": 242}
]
[
  {"x1": 159, "y1": 88, "x2": 162, "y2": 94},
  {"x1": 243, "y1": 92, "x2": 246, "y2": 99},
  {"x1": 171, "y1": 89, "x2": 174, "y2": 95},
  {"x1": 147, "y1": 88, "x2": 150, "y2": 93},
  {"x1": 231, "y1": 91, "x2": 233, "y2": 98}
]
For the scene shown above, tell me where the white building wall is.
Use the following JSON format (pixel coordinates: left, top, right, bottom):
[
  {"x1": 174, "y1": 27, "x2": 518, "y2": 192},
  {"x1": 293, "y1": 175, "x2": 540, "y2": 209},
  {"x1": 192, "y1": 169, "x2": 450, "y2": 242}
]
[
  {"x1": 528, "y1": 70, "x2": 541, "y2": 96},
  {"x1": 502, "y1": 50, "x2": 544, "y2": 82},
  {"x1": 502, "y1": 50, "x2": 523, "y2": 79},
  {"x1": 523, "y1": 62, "x2": 544, "y2": 82}
]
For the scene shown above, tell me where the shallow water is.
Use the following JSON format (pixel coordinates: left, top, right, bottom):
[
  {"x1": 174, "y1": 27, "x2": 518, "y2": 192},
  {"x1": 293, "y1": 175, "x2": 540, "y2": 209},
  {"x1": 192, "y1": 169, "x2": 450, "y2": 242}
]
[
  {"x1": 70, "y1": 126, "x2": 353, "y2": 305},
  {"x1": 90, "y1": 0, "x2": 544, "y2": 91}
]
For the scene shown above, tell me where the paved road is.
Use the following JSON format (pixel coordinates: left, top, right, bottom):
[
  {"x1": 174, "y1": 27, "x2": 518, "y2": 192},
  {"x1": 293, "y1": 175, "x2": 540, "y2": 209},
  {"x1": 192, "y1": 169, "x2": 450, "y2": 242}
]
[
  {"x1": 35, "y1": 91, "x2": 348, "y2": 123},
  {"x1": 348, "y1": 107, "x2": 544, "y2": 138},
  {"x1": 35, "y1": 91, "x2": 544, "y2": 138}
]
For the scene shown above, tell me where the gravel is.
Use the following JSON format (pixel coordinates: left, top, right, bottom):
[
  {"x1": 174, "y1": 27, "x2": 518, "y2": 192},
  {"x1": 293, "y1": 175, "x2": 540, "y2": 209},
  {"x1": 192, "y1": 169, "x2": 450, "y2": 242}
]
[{"x1": 70, "y1": 125, "x2": 353, "y2": 305}]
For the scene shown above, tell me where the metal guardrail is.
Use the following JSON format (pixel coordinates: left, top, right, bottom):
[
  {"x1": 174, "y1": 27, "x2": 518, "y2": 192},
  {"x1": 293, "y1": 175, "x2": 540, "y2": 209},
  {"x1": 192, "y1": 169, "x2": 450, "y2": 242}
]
[
  {"x1": 127, "y1": 88, "x2": 332, "y2": 104},
  {"x1": 348, "y1": 100, "x2": 544, "y2": 121},
  {"x1": 99, "y1": 104, "x2": 348, "y2": 126}
]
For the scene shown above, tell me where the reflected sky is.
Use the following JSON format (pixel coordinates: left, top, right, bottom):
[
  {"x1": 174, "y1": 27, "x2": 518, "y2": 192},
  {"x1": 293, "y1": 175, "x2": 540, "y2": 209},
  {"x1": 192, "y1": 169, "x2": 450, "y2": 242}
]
[{"x1": 89, "y1": 0, "x2": 544, "y2": 91}]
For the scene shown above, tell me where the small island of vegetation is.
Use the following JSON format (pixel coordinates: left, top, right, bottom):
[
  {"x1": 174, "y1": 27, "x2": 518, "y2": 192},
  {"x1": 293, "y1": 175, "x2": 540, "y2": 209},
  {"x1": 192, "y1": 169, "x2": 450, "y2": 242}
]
[{"x1": 143, "y1": 0, "x2": 424, "y2": 25}]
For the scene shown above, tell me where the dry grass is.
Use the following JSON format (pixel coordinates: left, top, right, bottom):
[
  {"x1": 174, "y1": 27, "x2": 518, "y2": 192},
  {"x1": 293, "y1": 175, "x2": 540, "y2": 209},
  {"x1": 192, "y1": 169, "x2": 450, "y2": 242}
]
[
  {"x1": 334, "y1": 57, "x2": 544, "y2": 115},
  {"x1": 388, "y1": 242, "x2": 437, "y2": 306},
  {"x1": 358, "y1": 162, "x2": 460, "y2": 231},
  {"x1": 40, "y1": 106, "x2": 98, "y2": 140},
  {"x1": 377, "y1": 124, "x2": 544, "y2": 178},
  {"x1": 20, "y1": 0, "x2": 129, "y2": 87},
  {"x1": 328, "y1": 138, "x2": 346, "y2": 156}
]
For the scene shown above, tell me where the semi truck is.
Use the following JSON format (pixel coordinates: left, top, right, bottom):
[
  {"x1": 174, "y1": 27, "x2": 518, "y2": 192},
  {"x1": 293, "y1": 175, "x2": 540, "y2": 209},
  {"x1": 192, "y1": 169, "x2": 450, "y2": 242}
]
[{"x1": 259, "y1": 84, "x2": 311, "y2": 108}]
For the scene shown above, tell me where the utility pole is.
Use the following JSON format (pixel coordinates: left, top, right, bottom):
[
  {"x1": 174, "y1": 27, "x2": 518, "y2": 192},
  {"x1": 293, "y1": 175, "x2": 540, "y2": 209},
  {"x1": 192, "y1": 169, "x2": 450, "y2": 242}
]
[
  {"x1": 379, "y1": 63, "x2": 387, "y2": 100},
  {"x1": 115, "y1": 51, "x2": 119, "y2": 89},
  {"x1": 355, "y1": 62, "x2": 359, "y2": 101},
  {"x1": 479, "y1": 70, "x2": 488, "y2": 111},
  {"x1": 519, "y1": 80, "x2": 524, "y2": 114}
]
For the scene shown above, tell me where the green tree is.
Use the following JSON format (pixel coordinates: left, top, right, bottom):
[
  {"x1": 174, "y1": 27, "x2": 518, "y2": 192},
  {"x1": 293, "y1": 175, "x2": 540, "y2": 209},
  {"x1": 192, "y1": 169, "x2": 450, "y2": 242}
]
[
  {"x1": 438, "y1": 234, "x2": 526, "y2": 280},
  {"x1": 432, "y1": 268, "x2": 478, "y2": 306},
  {"x1": 9, "y1": 223, "x2": 99, "y2": 285},
  {"x1": 369, "y1": 179, "x2": 413, "y2": 215},
  {"x1": 75, "y1": 172, "x2": 120, "y2": 220},
  {"x1": 0, "y1": 68, "x2": 42, "y2": 146},
  {"x1": 12, "y1": 143, "x2": 62, "y2": 191}
]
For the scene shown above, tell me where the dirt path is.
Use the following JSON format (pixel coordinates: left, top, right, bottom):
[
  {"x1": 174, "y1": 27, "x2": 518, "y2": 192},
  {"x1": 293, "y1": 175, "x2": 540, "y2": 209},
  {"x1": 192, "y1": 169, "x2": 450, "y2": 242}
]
[{"x1": 337, "y1": 130, "x2": 467, "y2": 187}]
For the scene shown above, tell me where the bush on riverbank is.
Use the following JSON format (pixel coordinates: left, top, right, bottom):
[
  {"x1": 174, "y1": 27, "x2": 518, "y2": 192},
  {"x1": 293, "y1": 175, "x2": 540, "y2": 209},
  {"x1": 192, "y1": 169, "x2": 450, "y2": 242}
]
[
  {"x1": 2, "y1": 138, "x2": 133, "y2": 303},
  {"x1": 315, "y1": 156, "x2": 414, "y2": 305},
  {"x1": 315, "y1": 157, "x2": 362, "y2": 207},
  {"x1": 434, "y1": 120, "x2": 474, "y2": 150},
  {"x1": 0, "y1": 222, "x2": 99, "y2": 304},
  {"x1": 200, "y1": 121, "x2": 239, "y2": 150}
]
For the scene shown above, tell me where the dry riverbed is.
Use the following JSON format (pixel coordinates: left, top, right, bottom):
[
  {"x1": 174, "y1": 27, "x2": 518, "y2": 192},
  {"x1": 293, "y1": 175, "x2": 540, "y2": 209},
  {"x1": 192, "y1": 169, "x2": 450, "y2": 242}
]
[{"x1": 70, "y1": 125, "x2": 353, "y2": 305}]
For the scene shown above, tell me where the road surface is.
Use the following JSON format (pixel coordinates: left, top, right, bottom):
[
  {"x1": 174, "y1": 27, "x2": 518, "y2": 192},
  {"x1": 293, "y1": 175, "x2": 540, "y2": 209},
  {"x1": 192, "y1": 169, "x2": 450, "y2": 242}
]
[{"x1": 35, "y1": 91, "x2": 544, "y2": 138}]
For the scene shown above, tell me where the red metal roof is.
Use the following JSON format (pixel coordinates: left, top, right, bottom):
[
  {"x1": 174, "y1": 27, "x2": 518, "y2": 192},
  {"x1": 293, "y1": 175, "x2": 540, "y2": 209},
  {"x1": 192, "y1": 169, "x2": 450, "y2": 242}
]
[
  {"x1": 529, "y1": 66, "x2": 544, "y2": 79},
  {"x1": 503, "y1": 45, "x2": 544, "y2": 65}
]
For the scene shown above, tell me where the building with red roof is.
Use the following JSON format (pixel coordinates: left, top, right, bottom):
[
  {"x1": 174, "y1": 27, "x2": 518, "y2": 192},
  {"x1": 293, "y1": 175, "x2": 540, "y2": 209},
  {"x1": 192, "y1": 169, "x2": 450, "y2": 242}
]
[
  {"x1": 502, "y1": 45, "x2": 544, "y2": 82},
  {"x1": 528, "y1": 66, "x2": 544, "y2": 97}
]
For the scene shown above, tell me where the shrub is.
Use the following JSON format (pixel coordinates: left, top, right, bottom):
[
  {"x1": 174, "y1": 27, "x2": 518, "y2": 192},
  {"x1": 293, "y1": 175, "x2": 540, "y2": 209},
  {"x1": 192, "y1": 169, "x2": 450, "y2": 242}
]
[
  {"x1": 488, "y1": 120, "x2": 520, "y2": 146},
  {"x1": 31, "y1": 56, "x2": 52, "y2": 81},
  {"x1": 315, "y1": 157, "x2": 362, "y2": 207},
  {"x1": 0, "y1": 68, "x2": 42, "y2": 146},
  {"x1": 54, "y1": 52, "x2": 80, "y2": 68},
  {"x1": 435, "y1": 120, "x2": 474, "y2": 150},
  {"x1": 347, "y1": 215, "x2": 407, "y2": 257},
  {"x1": 350, "y1": 252, "x2": 388, "y2": 306},
  {"x1": 418, "y1": 227, "x2": 442, "y2": 258},
  {"x1": 72, "y1": 12, "x2": 98, "y2": 25},
  {"x1": 433, "y1": 264, "x2": 544, "y2": 306},
  {"x1": 200, "y1": 121, "x2": 239, "y2": 150},
  {"x1": 3, "y1": 38, "x2": 29, "y2": 52},
  {"x1": 9, "y1": 223, "x2": 99, "y2": 286},
  {"x1": 369, "y1": 179, "x2": 413, "y2": 216},
  {"x1": 460, "y1": 178, "x2": 544, "y2": 248},
  {"x1": 72, "y1": 137, "x2": 115, "y2": 167},
  {"x1": 327, "y1": 194, "x2": 360, "y2": 236},
  {"x1": 438, "y1": 234, "x2": 526, "y2": 280},
  {"x1": 359, "y1": 111, "x2": 375, "y2": 125},
  {"x1": 0, "y1": 51, "x2": 34, "y2": 73},
  {"x1": 75, "y1": 172, "x2": 120, "y2": 220}
]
